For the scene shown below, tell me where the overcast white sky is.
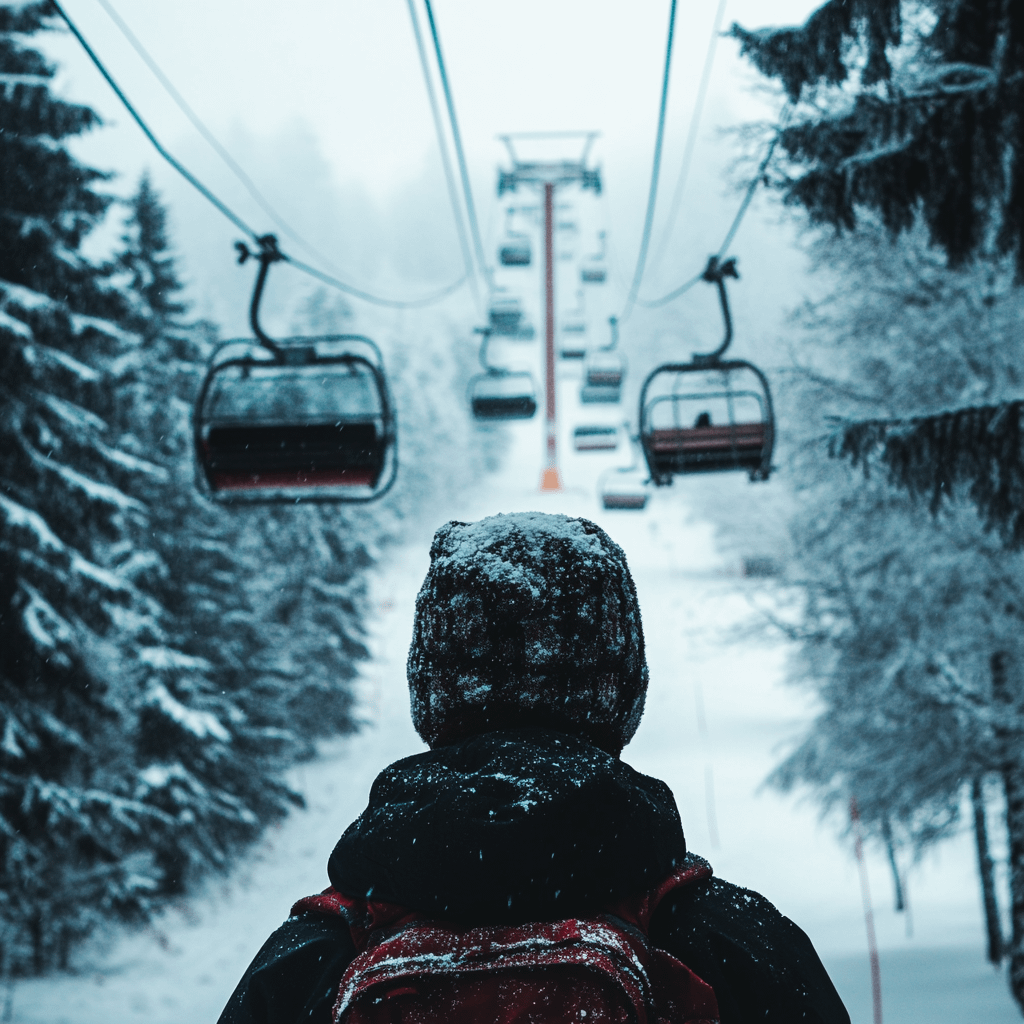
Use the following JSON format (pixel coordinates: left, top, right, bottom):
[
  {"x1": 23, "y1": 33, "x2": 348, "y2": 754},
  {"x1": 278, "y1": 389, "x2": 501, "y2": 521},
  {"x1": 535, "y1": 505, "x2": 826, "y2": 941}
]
[{"x1": 43, "y1": 0, "x2": 822, "y2": 337}]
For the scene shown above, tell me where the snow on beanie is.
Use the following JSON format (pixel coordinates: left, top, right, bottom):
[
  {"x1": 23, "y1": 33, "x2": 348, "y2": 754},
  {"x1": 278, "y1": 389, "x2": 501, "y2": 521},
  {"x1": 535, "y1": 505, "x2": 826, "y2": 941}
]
[{"x1": 407, "y1": 512, "x2": 648, "y2": 756}]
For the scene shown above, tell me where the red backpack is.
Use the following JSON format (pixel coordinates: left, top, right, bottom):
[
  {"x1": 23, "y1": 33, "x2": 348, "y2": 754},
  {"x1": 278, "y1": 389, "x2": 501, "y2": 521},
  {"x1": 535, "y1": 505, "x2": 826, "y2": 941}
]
[{"x1": 291, "y1": 858, "x2": 720, "y2": 1024}]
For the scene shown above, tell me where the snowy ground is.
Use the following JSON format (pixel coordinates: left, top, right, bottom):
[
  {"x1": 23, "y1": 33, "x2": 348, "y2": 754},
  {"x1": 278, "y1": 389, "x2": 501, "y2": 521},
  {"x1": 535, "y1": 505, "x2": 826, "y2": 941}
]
[{"x1": 15, "y1": 380, "x2": 1021, "y2": 1022}]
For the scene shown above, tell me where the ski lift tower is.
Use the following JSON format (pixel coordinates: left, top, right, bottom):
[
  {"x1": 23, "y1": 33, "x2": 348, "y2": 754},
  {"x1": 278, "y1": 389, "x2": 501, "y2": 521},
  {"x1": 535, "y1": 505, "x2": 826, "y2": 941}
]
[{"x1": 498, "y1": 132, "x2": 601, "y2": 491}]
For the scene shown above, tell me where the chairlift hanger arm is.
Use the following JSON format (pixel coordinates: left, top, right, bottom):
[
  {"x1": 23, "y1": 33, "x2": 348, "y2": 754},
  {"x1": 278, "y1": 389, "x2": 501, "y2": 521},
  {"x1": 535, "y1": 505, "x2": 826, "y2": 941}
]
[
  {"x1": 599, "y1": 315, "x2": 620, "y2": 353},
  {"x1": 236, "y1": 235, "x2": 286, "y2": 359},
  {"x1": 474, "y1": 326, "x2": 497, "y2": 373},
  {"x1": 693, "y1": 256, "x2": 739, "y2": 363}
]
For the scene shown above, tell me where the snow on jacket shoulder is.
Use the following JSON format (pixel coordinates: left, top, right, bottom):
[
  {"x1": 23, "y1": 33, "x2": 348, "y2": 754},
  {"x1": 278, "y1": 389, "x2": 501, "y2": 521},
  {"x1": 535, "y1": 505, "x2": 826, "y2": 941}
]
[{"x1": 217, "y1": 729, "x2": 849, "y2": 1024}]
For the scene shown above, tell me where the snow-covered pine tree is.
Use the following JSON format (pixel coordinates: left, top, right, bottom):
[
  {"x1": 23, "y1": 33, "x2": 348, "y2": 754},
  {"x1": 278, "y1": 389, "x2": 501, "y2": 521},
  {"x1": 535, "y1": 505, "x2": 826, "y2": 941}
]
[
  {"x1": 766, "y1": 219, "x2": 1024, "y2": 1007},
  {"x1": 732, "y1": 0, "x2": 1023, "y2": 275},
  {"x1": 109, "y1": 176, "x2": 369, "y2": 893},
  {"x1": 0, "y1": 2, "x2": 175, "y2": 972},
  {"x1": 733, "y1": 0, "x2": 1024, "y2": 546}
]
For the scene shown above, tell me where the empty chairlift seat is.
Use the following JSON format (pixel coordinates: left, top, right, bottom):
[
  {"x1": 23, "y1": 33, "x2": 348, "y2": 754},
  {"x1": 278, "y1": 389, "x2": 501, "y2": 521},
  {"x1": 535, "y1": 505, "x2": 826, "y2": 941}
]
[
  {"x1": 560, "y1": 318, "x2": 587, "y2": 360},
  {"x1": 195, "y1": 337, "x2": 396, "y2": 503},
  {"x1": 470, "y1": 371, "x2": 537, "y2": 421},
  {"x1": 599, "y1": 468, "x2": 649, "y2": 510},
  {"x1": 489, "y1": 297, "x2": 533, "y2": 339},
  {"x1": 499, "y1": 235, "x2": 531, "y2": 267},
  {"x1": 573, "y1": 425, "x2": 618, "y2": 452},
  {"x1": 581, "y1": 350, "x2": 624, "y2": 402}
]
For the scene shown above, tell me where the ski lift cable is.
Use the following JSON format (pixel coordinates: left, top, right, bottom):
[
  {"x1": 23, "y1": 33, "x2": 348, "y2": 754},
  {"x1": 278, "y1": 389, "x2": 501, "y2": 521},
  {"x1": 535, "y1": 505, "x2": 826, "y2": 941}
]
[
  {"x1": 619, "y1": 0, "x2": 679, "y2": 324},
  {"x1": 405, "y1": 0, "x2": 481, "y2": 312},
  {"x1": 52, "y1": 0, "x2": 468, "y2": 310},
  {"x1": 635, "y1": 109, "x2": 791, "y2": 310},
  {"x1": 422, "y1": 0, "x2": 490, "y2": 286},
  {"x1": 647, "y1": 0, "x2": 728, "y2": 276},
  {"x1": 94, "y1": 0, "x2": 348, "y2": 279},
  {"x1": 52, "y1": 0, "x2": 258, "y2": 241}
]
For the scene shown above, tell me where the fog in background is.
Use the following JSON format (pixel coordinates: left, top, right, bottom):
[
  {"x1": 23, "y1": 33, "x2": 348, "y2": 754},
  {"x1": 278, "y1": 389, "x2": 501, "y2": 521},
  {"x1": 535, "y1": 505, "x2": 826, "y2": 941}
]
[{"x1": 43, "y1": 0, "x2": 814, "y2": 358}]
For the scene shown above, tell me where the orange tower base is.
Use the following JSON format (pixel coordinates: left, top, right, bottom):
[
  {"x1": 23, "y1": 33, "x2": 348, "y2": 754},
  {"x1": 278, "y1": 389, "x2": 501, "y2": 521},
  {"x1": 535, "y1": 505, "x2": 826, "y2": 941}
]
[{"x1": 540, "y1": 467, "x2": 562, "y2": 491}]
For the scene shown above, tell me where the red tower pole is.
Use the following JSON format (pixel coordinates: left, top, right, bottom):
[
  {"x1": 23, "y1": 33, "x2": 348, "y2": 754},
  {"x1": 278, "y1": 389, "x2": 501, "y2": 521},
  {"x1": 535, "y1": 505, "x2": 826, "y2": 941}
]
[{"x1": 541, "y1": 181, "x2": 561, "y2": 491}]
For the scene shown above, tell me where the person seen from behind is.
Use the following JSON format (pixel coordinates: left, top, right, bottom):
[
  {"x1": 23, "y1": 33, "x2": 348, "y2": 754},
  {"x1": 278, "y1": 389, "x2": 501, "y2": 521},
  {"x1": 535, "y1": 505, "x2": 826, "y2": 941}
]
[{"x1": 219, "y1": 511, "x2": 849, "y2": 1024}]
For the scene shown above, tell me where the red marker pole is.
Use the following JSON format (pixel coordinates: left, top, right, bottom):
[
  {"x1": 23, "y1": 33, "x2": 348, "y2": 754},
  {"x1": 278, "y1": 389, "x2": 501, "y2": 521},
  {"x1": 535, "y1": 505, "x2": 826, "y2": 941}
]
[
  {"x1": 540, "y1": 180, "x2": 561, "y2": 491},
  {"x1": 850, "y1": 797, "x2": 883, "y2": 1024}
]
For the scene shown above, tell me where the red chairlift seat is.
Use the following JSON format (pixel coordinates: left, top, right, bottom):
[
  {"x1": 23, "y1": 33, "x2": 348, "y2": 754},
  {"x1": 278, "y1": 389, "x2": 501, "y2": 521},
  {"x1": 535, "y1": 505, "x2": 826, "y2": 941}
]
[
  {"x1": 585, "y1": 353, "x2": 624, "y2": 388},
  {"x1": 648, "y1": 418, "x2": 766, "y2": 476},
  {"x1": 194, "y1": 238, "x2": 397, "y2": 504},
  {"x1": 573, "y1": 425, "x2": 618, "y2": 452}
]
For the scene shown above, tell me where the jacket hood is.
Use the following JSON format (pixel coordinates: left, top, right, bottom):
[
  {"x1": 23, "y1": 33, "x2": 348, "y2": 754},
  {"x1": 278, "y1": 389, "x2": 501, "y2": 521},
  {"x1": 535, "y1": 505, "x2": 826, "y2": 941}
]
[{"x1": 328, "y1": 728, "x2": 687, "y2": 924}]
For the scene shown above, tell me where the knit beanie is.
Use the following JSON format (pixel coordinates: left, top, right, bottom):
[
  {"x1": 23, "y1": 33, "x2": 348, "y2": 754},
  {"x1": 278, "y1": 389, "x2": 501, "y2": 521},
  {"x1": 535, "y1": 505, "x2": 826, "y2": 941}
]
[{"x1": 407, "y1": 512, "x2": 648, "y2": 756}]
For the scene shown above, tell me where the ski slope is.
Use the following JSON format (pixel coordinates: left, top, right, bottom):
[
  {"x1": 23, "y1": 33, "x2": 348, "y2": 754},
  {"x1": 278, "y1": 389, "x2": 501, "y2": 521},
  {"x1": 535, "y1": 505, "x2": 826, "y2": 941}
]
[{"x1": 14, "y1": 392, "x2": 1019, "y2": 1023}]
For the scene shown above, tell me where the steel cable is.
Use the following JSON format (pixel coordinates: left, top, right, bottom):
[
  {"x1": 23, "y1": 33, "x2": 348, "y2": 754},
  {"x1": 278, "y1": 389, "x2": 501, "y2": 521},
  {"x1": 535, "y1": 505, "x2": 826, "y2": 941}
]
[
  {"x1": 636, "y1": 108, "x2": 792, "y2": 310},
  {"x1": 619, "y1": 0, "x2": 679, "y2": 323},
  {"x1": 52, "y1": 0, "x2": 469, "y2": 310},
  {"x1": 422, "y1": 0, "x2": 490, "y2": 287}
]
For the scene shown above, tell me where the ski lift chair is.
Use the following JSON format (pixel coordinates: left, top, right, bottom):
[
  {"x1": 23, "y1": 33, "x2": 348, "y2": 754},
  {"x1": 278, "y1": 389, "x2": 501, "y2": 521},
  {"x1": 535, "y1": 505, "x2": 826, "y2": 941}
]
[
  {"x1": 468, "y1": 328, "x2": 537, "y2": 421},
  {"x1": 581, "y1": 231, "x2": 608, "y2": 284},
  {"x1": 194, "y1": 237, "x2": 397, "y2": 504},
  {"x1": 639, "y1": 257, "x2": 774, "y2": 485},
  {"x1": 489, "y1": 296, "x2": 526, "y2": 337},
  {"x1": 580, "y1": 316, "x2": 624, "y2": 402},
  {"x1": 499, "y1": 233, "x2": 532, "y2": 267},
  {"x1": 560, "y1": 291, "x2": 588, "y2": 359},
  {"x1": 573, "y1": 425, "x2": 619, "y2": 452},
  {"x1": 598, "y1": 427, "x2": 649, "y2": 510}
]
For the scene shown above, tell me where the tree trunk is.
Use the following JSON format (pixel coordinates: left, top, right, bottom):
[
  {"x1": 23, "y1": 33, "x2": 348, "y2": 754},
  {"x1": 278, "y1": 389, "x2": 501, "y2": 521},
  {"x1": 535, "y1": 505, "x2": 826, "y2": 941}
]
[
  {"x1": 972, "y1": 776, "x2": 1003, "y2": 964},
  {"x1": 992, "y1": 652, "x2": 1024, "y2": 1010},
  {"x1": 881, "y1": 818, "x2": 905, "y2": 912}
]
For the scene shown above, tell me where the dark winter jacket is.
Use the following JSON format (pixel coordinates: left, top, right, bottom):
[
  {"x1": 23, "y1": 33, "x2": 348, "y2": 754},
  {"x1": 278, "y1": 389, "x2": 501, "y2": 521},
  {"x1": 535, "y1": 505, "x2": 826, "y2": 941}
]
[{"x1": 217, "y1": 729, "x2": 849, "y2": 1024}]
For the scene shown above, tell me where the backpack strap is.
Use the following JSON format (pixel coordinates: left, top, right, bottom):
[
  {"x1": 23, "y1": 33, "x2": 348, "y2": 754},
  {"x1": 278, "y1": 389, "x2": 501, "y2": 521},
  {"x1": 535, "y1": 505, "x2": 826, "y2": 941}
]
[
  {"x1": 605, "y1": 852, "x2": 713, "y2": 935},
  {"x1": 291, "y1": 889, "x2": 420, "y2": 952}
]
